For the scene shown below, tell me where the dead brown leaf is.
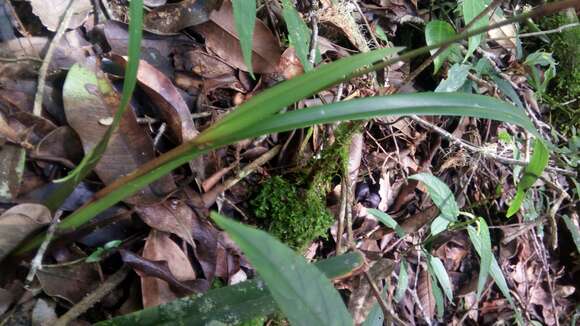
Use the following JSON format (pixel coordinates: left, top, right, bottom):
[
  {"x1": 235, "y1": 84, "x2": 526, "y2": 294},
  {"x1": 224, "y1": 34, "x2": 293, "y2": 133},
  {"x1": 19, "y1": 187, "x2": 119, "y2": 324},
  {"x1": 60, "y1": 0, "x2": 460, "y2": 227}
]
[
  {"x1": 135, "y1": 200, "x2": 195, "y2": 246},
  {"x1": 417, "y1": 264, "x2": 436, "y2": 322},
  {"x1": 143, "y1": 0, "x2": 223, "y2": 35},
  {"x1": 0, "y1": 204, "x2": 51, "y2": 261},
  {"x1": 62, "y1": 63, "x2": 175, "y2": 204},
  {"x1": 194, "y1": 0, "x2": 282, "y2": 73},
  {"x1": 37, "y1": 260, "x2": 100, "y2": 304},
  {"x1": 27, "y1": 0, "x2": 92, "y2": 32},
  {"x1": 138, "y1": 231, "x2": 197, "y2": 307}
]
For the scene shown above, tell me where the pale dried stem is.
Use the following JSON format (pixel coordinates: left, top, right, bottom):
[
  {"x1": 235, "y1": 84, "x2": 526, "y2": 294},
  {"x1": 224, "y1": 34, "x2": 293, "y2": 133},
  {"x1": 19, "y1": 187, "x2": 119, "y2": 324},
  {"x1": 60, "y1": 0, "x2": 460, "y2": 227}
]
[{"x1": 32, "y1": 0, "x2": 75, "y2": 116}]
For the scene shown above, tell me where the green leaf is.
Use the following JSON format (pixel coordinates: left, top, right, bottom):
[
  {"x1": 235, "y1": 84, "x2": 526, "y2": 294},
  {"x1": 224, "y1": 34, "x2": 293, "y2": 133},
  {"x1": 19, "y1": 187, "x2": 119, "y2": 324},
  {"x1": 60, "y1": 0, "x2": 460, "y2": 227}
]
[
  {"x1": 471, "y1": 234, "x2": 524, "y2": 324},
  {"x1": 232, "y1": 0, "x2": 256, "y2": 77},
  {"x1": 281, "y1": 0, "x2": 312, "y2": 71},
  {"x1": 43, "y1": 0, "x2": 144, "y2": 212},
  {"x1": 430, "y1": 216, "x2": 450, "y2": 236},
  {"x1": 211, "y1": 212, "x2": 353, "y2": 326},
  {"x1": 195, "y1": 47, "x2": 402, "y2": 145},
  {"x1": 394, "y1": 260, "x2": 408, "y2": 303},
  {"x1": 409, "y1": 173, "x2": 459, "y2": 222},
  {"x1": 431, "y1": 275, "x2": 445, "y2": 320},
  {"x1": 362, "y1": 287, "x2": 387, "y2": 326},
  {"x1": 507, "y1": 139, "x2": 549, "y2": 217},
  {"x1": 375, "y1": 25, "x2": 389, "y2": 43},
  {"x1": 463, "y1": 0, "x2": 490, "y2": 59},
  {"x1": 467, "y1": 218, "x2": 492, "y2": 300},
  {"x1": 367, "y1": 209, "x2": 405, "y2": 237},
  {"x1": 427, "y1": 254, "x2": 453, "y2": 302},
  {"x1": 97, "y1": 251, "x2": 363, "y2": 325},
  {"x1": 425, "y1": 20, "x2": 461, "y2": 73},
  {"x1": 86, "y1": 240, "x2": 122, "y2": 263},
  {"x1": 435, "y1": 64, "x2": 471, "y2": 92},
  {"x1": 563, "y1": 215, "x2": 580, "y2": 254},
  {"x1": 15, "y1": 91, "x2": 542, "y2": 255}
]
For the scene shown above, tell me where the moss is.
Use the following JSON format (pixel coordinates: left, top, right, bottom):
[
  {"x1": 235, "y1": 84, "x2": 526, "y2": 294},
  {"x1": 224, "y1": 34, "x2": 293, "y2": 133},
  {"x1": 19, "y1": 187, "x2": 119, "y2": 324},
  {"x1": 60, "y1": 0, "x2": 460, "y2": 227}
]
[
  {"x1": 538, "y1": 10, "x2": 580, "y2": 133},
  {"x1": 251, "y1": 124, "x2": 359, "y2": 250},
  {"x1": 252, "y1": 176, "x2": 334, "y2": 250}
]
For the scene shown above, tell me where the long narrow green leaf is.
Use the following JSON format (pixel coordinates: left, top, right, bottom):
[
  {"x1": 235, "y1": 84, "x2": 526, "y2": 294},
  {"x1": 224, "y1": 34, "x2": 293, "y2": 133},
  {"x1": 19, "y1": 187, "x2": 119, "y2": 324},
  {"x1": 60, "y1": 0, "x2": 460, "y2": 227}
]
[
  {"x1": 368, "y1": 209, "x2": 405, "y2": 237},
  {"x1": 394, "y1": 260, "x2": 408, "y2": 303},
  {"x1": 44, "y1": 0, "x2": 143, "y2": 211},
  {"x1": 97, "y1": 252, "x2": 364, "y2": 325},
  {"x1": 507, "y1": 139, "x2": 549, "y2": 217},
  {"x1": 471, "y1": 232, "x2": 524, "y2": 324},
  {"x1": 281, "y1": 0, "x2": 312, "y2": 71},
  {"x1": 236, "y1": 93, "x2": 541, "y2": 141},
  {"x1": 408, "y1": 173, "x2": 459, "y2": 222},
  {"x1": 427, "y1": 255, "x2": 453, "y2": 302},
  {"x1": 194, "y1": 47, "x2": 402, "y2": 144},
  {"x1": 14, "y1": 92, "x2": 542, "y2": 254},
  {"x1": 431, "y1": 274, "x2": 445, "y2": 320},
  {"x1": 467, "y1": 218, "x2": 492, "y2": 300},
  {"x1": 232, "y1": 0, "x2": 256, "y2": 77},
  {"x1": 211, "y1": 212, "x2": 353, "y2": 326}
]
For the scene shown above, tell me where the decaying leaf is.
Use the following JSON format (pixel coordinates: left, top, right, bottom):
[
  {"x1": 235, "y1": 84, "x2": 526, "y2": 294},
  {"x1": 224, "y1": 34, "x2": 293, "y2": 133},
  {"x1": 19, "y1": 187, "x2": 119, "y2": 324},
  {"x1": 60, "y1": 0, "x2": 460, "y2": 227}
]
[
  {"x1": 143, "y1": 0, "x2": 223, "y2": 34},
  {"x1": 138, "y1": 231, "x2": 197, "y2": 307},
  {"x1": 28, "y1": 0, "x2": 92, "y2": 31},
  {"x1": 488, "y1": 11, "x2": 518, "y2": 53},
  {"x1": 0, "y1": 204, "x2": 50, "y2": 260},
  {"x1": 194, "y1": 0, "x2": 282, "y2": 73},
  {"x1": 37, "y1": 259, "x2": 100, "y2": 303},
  {"x1": 62, "y1": 63, "x2": 175, "y2": 204},
  {"x1": 0, "y1": 145, "x2": 25, "y2": 203},
  {"x1": 417, "y1": 264, "x2": 436, "y2": 322},
  {"x1": 113, "y1": 56, "x2": 197, "y2": 143},
  {"x1": 135, "y1": 201, "x2": 195, "y2": 246}
]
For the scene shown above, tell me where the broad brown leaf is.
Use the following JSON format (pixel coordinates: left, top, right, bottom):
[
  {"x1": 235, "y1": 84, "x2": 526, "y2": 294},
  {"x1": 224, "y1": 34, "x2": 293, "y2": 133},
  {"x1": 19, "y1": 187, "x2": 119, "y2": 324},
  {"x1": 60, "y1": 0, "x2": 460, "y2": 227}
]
[
  {"x1": 194, "y1": 0, "x2": 282, "y2": 73},
  {"x1": 62, "y1": 63, "x2": 175, "y2": 204},
  {"x1": 0, "y1": 204, "x2": 51, "y2": 261},
  {"x1": 135, "y1": 201, "x2": 195, "y2": 246},
  {"x1": 134, "y1": 231, "x2": 196, "y2": 307}
]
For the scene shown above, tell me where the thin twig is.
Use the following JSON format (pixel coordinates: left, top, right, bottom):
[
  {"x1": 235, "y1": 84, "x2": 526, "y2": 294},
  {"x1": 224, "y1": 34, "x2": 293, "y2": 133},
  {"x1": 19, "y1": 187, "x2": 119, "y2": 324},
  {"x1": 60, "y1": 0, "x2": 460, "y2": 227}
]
[
  {"x1": 308, "y1": 0, "x2": 319, "y2": 66},
  {"x1": 491, "y1": 22, "x2": 580, "y2": 41},
  {"x1": 32, "y1": 0, "x2": 75, "y2": 116},
  {"x1": 336, "y1": 178, "x2": 347, "y2": 254},
  {"x1": 0, "y1": 56, "x2": 43, "y2": 63},
  {"x1": 25, "y1": 210, "x2": 63, "y2": 286},
  {"x1": 363, "y1": 271, "x2": 392, "y2": 323},
  {"x1": 409, "y1": 115, "x2": 577, "y2": 177},
  {"x1": 54, "y1": 265, "x2": 130, "y2": 326}
]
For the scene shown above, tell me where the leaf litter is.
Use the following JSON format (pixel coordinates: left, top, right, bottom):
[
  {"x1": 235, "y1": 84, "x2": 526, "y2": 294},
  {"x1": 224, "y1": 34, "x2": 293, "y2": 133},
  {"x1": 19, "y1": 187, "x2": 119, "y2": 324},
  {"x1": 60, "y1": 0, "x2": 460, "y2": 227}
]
[{"x1": 0, "y1": 0, "x2": 578, "y2": 325}]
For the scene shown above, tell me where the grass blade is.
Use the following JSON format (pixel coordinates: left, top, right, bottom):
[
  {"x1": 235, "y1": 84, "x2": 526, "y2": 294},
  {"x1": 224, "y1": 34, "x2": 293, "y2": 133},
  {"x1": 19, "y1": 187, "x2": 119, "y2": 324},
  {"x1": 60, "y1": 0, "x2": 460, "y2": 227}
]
[
  {"x1": 281, "y1": 0, "x2": 313, "y2": 71},
  {"x1": 44, "y1": 0, "x2": 143, "y2": 211},
  {"x1": 232, "y1": 0, "x2": 256, "y2": 77},
  {"x1": 194, "y1": 47, "x2": 402, "y2": 144},
  {"x1": 211, "y1": 212, "x2": 353, "y2": 326}
]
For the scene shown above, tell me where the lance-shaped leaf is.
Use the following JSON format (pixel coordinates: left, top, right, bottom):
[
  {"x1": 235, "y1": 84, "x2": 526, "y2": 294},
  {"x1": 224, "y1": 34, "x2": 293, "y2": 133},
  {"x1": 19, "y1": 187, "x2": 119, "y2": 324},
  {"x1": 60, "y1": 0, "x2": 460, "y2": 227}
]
[
  {"x1": 425, "y1": 20, "x2": 461, "y2": 73},
  {"x1": 232, "y1": 0, "x2": 257, "y2": 76},
  {"x1": 467, "y1": 218, "x2": 492, "y2": 299},
  {"x1": 211, "y1": 212, "x2": 353, "y2": 326}
]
